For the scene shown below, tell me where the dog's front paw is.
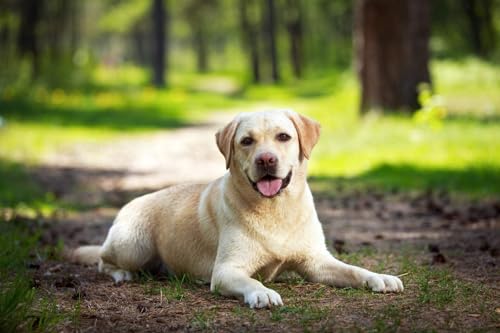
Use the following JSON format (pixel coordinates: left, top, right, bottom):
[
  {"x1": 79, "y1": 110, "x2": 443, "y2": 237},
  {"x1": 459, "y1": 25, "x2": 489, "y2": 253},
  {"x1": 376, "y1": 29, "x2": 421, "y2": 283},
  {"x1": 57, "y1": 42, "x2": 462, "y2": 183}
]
[
  {"x1": 365, "y1": 273, "x2": 404, "y2": 293},
  {"x1": 244, "y1": 288, "x2": 283, "y2": 309}
]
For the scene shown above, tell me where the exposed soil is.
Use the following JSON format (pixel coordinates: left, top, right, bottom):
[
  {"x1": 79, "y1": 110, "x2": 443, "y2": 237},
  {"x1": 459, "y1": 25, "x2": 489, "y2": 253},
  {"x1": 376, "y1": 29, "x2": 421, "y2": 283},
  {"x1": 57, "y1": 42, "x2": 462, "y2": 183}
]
[{"x1": 20, "y1": 115, "x2": 500, "y2": 332}]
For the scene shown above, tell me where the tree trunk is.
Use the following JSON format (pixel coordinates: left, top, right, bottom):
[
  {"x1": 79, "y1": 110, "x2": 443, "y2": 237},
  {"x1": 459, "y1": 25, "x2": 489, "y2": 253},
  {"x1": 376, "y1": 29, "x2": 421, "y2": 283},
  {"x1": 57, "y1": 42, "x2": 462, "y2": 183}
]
[
  {"x1": 17, "y1": 0, "x2": 42, "y2": 78},
  {"x1": 69, "y1": 1, "x2": 80, "y2": 54},
  {"x1": 49, "y1": 0, "x2": 71, "y2": 61},
  {"x1": 151, "y1": 0, "x2": 167, "y2": 87},
  {"x1": 462, "y1": 0, "x2": 496, "y2": 57},
  {"x1": 285, "y1": 0, "x2": 303, "y2": 79},
  {"x1": 239, "y1": 0, "x2": 261, "y2": 83},
  {"x1": 354, "y1": 0, "x2": 431, "y2": 113},
  {"x1": 194, "y1": 27, "x2": 208, "y2": 72},
  {"x1": 263, "y1": 0, "x2": 280, "y2": 82},
  {"x1": 132, "y1": 23, "x2": 148, "y2": 66}
]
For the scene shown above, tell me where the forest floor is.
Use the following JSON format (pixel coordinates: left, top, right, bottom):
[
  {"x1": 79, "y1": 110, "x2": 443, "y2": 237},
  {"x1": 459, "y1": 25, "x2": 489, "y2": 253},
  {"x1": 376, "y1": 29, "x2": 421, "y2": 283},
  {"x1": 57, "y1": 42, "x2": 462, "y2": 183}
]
[{"x1": 15, "y1": 114, "x2": 499, "y2": 332}]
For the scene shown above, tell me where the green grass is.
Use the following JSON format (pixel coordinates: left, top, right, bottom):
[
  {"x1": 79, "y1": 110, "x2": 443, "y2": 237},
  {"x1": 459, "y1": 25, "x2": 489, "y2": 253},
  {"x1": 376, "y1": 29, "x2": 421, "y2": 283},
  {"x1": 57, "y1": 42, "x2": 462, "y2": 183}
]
[
  {"x1": 1, "y1": 57, "x2": 500, "y2": 210},
  {"x1": 191, "y1": 308, "x2": 216, "y2": 330},
  {"x1": 0, "y1": 221, "x2": 71, "y2": 332},
  {"x1": 140, "y1": 272, "x2": 202, "y2": 303}
]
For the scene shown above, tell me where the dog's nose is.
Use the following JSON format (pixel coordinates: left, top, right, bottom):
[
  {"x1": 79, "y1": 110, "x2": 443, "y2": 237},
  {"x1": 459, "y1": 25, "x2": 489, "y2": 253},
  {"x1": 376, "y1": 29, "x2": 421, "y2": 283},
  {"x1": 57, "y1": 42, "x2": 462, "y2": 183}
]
[{"x1": 256, "y1": 153, "x2": 278, "y2": 169}]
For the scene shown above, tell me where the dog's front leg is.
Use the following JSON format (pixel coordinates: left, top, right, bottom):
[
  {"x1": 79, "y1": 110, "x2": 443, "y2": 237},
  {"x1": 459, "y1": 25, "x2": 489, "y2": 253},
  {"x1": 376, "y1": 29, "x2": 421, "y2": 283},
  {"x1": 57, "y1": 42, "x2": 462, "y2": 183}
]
[
  {"x1": 211, "y1": 263, "x2": 283, "y2": 308},
  {"x1": 299, "y1": 251, "x2": 404, "y2": 292}
]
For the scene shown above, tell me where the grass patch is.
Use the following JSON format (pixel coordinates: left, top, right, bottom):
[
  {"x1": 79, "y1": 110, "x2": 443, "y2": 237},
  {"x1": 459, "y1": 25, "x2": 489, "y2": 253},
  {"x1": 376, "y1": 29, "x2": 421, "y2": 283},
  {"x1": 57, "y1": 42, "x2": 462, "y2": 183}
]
[
  {"x1": 401, "y1": 257, "x2": 484, "y2": 309},
  {"x1": 0, "y1": 159, "x2": 47, "y2": 208},
  {"x1": 191, "y1": 308, "x2": 216, "y2": 330},
  {"x1": 0, "y1": 220, "x2": 73, "y2": 332},
  {"x1": 141, "y1": 273, "x2": 201, "y2": 303},
  {"x1": 270, "y1": 304, "x2": 330, "y2": 326},
  {"x1": 370, "y1": 304, "x2": 402, "y2": 333}
]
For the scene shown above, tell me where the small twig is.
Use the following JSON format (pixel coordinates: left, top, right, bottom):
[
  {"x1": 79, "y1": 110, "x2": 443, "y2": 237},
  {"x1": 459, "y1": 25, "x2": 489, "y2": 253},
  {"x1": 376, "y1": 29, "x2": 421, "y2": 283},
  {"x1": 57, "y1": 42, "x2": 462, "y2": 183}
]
[{"x1": 398, "y1": 272, "x2": 410, "y2": 277}]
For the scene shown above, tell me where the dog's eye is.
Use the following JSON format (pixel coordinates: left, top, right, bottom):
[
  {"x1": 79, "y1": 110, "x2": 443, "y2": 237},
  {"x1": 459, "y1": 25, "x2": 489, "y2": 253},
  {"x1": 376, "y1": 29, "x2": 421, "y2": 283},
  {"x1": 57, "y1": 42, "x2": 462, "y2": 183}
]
[
  {"x1": 277, "y1": 133, "x2": 291, "y2": 142},
  {"x1": 241, "y1": 137, "x2": 254, "y2": 146}
]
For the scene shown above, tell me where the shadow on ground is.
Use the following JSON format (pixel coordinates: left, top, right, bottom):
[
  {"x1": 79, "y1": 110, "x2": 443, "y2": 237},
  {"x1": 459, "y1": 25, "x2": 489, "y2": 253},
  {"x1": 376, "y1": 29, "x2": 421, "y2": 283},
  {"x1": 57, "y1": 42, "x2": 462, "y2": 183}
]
[
  {"x1": 0, "y1": 98, "x2": 193, "y2": 130},
  {"x1": 310, "y1": 163, "x2": 500, "y2": 197}
]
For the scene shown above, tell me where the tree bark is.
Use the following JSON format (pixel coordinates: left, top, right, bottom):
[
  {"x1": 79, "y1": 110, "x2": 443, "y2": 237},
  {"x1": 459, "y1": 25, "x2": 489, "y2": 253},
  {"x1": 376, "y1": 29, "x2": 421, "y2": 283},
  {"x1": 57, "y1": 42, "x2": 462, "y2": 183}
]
[
  {"x1": 462, "y1": 0, "x2": 496, "y2": 57},
  {"x1": 285, "y1": 0, "x2": 303, "y2": 78},
  {"x1": 151, "y1": 0, "x2": 167, "y2": 87},
  {"x1": 263, "y1": 0, "x2": 280, "y2": 82},
  {"x1": 239, "y1": 0, "x2": 261, "y2": 83},
  {"x1": 17, "y1": 0, "x2": 42, "y2": 77},
  {"x1": 194, "y1": 27, "x2": 208, "y2": 72},
  {"x1": 354, "y1": 0, "x2": 431, "y2": 113}
]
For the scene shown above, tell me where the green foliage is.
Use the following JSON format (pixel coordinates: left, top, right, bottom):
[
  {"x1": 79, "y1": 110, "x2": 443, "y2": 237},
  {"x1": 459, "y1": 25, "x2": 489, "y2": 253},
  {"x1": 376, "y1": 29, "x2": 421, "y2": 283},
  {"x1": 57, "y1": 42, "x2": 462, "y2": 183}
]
[
  {"x1": 98, "y1": 0, "x2": 150, "y2": 33},
  {"x1": 0, "y1": 278, "x2": 36, "y2": 333},
  {"x1": 0, "y1": 222, "x2": 65, "y2": 332},
  {"x1": 414, "y1": 83, "x2": 447, "y2": 130}
]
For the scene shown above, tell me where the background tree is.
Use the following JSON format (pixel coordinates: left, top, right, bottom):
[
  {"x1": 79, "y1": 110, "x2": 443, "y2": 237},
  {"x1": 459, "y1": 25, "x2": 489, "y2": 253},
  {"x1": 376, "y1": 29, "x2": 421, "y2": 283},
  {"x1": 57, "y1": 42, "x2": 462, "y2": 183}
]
[
  {"x1": 151, "y1": 0, "x2": 168, "y2": 87},
  {"x1": 181, "y1": 0, "x2": 219, "y2": 73},
  {"x1": 462, "y1": 0, "x2": 496, "y2": 57},
  {"x1": 354, "y1": 0, "x2": 431, "y2": 113},
  {"x1": 284, "y1": 0, "x2": 304, "y2": 78},
  {"x1": 239, "y1": 0, "x2": 262, "y2": 83},
  {"x1": 1, "y1": 0, "x2": 499, "y2": 95},
  {"x1": 17, "y1": 0, "x2": 42, "y2": 78},
  {"x1": 262, "y1": 0, "x2": 280, "y2": 82}
]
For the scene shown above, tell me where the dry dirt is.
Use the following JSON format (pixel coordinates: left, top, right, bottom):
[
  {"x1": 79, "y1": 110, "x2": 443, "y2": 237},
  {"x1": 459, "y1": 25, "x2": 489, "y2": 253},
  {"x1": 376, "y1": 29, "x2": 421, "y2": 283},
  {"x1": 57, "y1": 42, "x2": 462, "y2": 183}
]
[{"x1": 25, "y1": 115, "x2": 500, "y2": 332}]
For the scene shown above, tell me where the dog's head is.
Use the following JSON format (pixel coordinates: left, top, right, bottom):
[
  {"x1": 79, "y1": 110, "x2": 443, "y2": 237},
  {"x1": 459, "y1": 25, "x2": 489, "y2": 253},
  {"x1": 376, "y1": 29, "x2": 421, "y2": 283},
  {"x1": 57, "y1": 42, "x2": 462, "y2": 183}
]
[{"x1": 216, "y1": 110, "x2": 320, "y2": 198}]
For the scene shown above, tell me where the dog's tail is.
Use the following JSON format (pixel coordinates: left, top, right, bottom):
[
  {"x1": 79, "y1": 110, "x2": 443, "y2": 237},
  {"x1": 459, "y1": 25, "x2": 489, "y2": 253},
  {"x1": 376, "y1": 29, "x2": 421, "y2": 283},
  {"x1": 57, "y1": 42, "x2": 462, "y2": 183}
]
[{"x1": 66, "y1": 245, "x2": 101, "y2": 265}]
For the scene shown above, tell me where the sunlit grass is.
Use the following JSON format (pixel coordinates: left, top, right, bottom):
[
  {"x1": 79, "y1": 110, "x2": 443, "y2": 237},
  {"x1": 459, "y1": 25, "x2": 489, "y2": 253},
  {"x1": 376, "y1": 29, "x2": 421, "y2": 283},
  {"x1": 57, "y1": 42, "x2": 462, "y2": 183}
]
[
  {"x1": 232, "y1": 59, "x2": 500, "y2": 196},
  {"x1": 432, "y1": 57, "x2": 500, "y2": 115},
  {"x1": 0, "y1": 58, "x2": 499, "y2": 204}
]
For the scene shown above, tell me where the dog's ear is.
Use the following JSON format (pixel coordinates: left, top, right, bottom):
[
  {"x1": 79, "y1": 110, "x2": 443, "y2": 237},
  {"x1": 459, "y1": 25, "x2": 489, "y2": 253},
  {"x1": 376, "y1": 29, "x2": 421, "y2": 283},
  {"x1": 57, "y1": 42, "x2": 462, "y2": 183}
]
[
  {"x1": 216, "y1": 119, "x2": 239, "y2": 169},
  {"x1": 287, "y1": 111, "x2": 321, "y2": 160}
]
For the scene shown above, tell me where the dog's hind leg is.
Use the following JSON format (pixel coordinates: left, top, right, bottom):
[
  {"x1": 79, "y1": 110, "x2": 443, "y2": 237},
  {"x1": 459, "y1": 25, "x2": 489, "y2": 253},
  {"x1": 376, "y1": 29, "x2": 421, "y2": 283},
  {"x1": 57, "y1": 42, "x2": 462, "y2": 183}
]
[{"x1": 98, "y1": 221, "x2": 156, "y2": 283}]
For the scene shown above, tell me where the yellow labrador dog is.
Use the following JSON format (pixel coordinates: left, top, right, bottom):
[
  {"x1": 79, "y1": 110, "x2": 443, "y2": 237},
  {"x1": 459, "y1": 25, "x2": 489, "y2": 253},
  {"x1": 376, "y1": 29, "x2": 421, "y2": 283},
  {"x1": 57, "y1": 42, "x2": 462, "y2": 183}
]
[{"x1": 72, "y1": 110, "x2": 403, "y2": 308}]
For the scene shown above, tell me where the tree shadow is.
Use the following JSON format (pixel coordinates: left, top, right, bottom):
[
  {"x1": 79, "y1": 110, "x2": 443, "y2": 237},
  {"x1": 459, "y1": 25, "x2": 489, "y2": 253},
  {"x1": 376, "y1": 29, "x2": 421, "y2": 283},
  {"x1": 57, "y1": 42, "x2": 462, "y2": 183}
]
[
  {"x1": 0, "y1": 158, "x2": 159, "y2": 210},
  {"x1": 309, "y1": 163, "x2": 500, "y2": 197},
  {"x1": 446, "y1": 113, "x2": 500, "y2": 125}
]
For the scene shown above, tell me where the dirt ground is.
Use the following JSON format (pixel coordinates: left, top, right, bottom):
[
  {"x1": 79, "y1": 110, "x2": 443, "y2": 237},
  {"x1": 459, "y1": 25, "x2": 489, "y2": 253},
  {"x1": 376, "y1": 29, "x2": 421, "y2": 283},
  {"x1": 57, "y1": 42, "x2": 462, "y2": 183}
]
[{"x1": 25, "y1": 116, "x2": 500, "y2": 332}]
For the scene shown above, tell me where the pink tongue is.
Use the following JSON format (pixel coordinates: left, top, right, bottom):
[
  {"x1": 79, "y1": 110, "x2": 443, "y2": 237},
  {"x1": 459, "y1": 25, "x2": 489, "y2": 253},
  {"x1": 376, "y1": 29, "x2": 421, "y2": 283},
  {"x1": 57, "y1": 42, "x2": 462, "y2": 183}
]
[{"x1": 256, "y1": 178, "x2": 283, "y2": 197}]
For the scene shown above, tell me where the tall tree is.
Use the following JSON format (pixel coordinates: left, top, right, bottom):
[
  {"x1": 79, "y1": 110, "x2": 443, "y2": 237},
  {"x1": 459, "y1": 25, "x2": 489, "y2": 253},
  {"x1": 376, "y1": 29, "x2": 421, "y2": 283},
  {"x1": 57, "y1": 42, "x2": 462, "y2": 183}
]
[
  {"x1": 17, "y1": 0, "x2": 42, "y2": 77},
  {"x1": 151, "y1": 0, "x2": 168, "y2": 87},
  {"x1": 240, "y1": 0, "x2": 261, "y2": 83},
  {"x1": 285, "y1": 0, "x2": 304, "y2": 78},
  {"x1": 461, "y1": 0, "x2": 496, "y2": 57},
  {"x1": 182, "y1": 0, "x2": 218, "y2": 73},
  {"x1": 262, "y1": 0, "x2": 280, "y2": 82},
  {"x1": 354, "y1": 0, "x2": 431, "y2": 113}
]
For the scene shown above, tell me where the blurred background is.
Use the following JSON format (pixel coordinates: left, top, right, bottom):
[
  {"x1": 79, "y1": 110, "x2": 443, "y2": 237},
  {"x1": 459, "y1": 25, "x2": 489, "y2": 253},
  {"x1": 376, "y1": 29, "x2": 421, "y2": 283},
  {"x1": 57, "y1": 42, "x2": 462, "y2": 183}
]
[
  {"x1": 1, "y1": 0, "x2": 500, "y2": 218},
  {"x1": 1, "y1": 1, "x2": 500, "y2": 331},
  {"x1": 1, "y1": 0, "x2": 499, "y2": 206}
]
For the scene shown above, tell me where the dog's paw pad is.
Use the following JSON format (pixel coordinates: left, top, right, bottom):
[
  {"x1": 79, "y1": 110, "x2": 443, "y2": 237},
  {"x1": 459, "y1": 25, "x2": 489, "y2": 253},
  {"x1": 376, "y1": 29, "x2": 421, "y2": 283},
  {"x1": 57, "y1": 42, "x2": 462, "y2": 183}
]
[{"x1": 245, "y1": 288, "x2": 283, "y2": 309}]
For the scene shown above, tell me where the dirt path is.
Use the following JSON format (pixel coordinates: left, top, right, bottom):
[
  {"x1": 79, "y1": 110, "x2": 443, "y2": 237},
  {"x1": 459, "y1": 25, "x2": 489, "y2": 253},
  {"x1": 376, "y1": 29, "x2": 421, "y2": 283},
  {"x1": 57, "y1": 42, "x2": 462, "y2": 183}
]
[{"x1": 28, "y1": 113, "x2": 500, "y2": 332}]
